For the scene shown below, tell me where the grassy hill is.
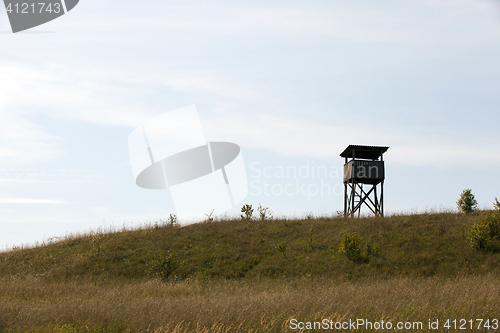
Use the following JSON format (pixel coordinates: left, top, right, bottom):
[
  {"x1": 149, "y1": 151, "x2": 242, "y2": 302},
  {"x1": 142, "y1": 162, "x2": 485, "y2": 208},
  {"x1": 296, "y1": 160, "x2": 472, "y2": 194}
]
[
  {"x1": 1, "y1": 211, "x2": 500, "y2": 332},
  {"x1": 1, "y1": 211, "x2": 499, "y2": 281}
]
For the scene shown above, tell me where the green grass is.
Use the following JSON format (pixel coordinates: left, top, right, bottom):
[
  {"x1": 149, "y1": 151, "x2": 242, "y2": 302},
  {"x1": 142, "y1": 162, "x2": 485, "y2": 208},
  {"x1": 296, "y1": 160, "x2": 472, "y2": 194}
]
[{"x1": 1, "y1": 211, "x2": 499, "y2": 281}]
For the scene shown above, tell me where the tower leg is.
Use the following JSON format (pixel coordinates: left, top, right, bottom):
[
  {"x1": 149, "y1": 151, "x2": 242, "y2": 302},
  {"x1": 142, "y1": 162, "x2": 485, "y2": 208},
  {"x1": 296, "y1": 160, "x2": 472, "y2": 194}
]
[
  {"x1": 350, "y1": 180, "x2": 355, "y2": 217},
  {"x1": 345, "y1": 181, "x2": 384, "y2": 218},
  {"x1": 381, "y1": 180, "x2": 384, "y2": 217},
  {"x1": 344, "y1": 182, "x2": 347, "y2": 217}
]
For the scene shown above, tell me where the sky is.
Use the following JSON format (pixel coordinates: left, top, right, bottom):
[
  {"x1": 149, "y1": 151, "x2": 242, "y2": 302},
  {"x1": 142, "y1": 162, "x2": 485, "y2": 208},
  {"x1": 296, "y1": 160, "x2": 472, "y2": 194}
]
[{"x1": 1, "y1": 0, "x2": 500, "y2": 249}]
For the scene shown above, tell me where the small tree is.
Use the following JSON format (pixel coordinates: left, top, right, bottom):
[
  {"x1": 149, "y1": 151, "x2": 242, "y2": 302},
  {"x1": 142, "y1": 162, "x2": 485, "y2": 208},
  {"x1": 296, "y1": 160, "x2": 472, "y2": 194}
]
[
  {"x1": 457, "y1": 189, "x2": 478, "y2": 214},
  {"x1": 167, "y1": 214, "x2": 178, "y2": 227},
  {"x1": 257, "y1": 203, "x2": 272, "y2": 221},
  {"x1": 241, "y1": 204, "x2": 253, "y2": 220},
  {"x1": 494, "y1": 198, "x2": 500, "y2": 211}
]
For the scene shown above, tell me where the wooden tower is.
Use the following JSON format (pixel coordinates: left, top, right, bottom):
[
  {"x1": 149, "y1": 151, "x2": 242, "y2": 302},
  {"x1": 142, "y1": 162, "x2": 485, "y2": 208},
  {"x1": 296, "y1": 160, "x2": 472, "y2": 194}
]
[{"x1": 340, "y1": 145, "x2": 389, "y2": 217}]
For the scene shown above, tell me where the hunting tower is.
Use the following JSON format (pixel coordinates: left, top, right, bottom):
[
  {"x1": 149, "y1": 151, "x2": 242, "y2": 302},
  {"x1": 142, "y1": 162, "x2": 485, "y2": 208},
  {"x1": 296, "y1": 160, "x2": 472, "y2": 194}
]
[{"x1": 341, "y1": 145, "x2": 389, "y2": 217}]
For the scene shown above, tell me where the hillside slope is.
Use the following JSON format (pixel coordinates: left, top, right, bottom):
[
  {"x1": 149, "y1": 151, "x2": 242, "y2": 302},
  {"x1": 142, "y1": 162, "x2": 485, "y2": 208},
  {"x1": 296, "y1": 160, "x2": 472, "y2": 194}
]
[{"x1": 1, "y1": 212, "x2": 499, "y2": 281}]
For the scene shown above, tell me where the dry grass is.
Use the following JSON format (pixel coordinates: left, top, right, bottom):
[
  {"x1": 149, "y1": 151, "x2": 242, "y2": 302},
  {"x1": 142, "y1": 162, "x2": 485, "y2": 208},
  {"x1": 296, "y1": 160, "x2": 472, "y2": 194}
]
[{"x1": 1, "y1": 275, "x2": 499, "y2": 332}]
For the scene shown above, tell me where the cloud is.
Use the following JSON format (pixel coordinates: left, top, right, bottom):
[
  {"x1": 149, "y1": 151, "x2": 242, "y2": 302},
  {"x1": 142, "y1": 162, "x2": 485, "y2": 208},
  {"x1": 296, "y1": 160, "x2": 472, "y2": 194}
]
[
  {"x1": 202, "y1": 108, "x2": 500, "y2": 166},
  {"x1": 0, "y1": 61, "x2": 261, "y2": 130},
  {"x1": 0, "y1": 179, "x2": 54, "y2": 183},
  {"x1": 0, "y1": 63, "x2": 152, "y2": 128},
  {"x1": 0, "y1": 198, "x2": 68, "y2": 204},
  {"x1": 86, "y1": 0, "x2": 500, "y2": 48},
  {"x1": 1, "y1": 0, "x2": 498, "y2": 169},
  {"x1": 0, "y1": 169, "x2": 94, "y2": 183},
  {"x1": 0, "y1": 113, "x2": 63, "y2": 168}
]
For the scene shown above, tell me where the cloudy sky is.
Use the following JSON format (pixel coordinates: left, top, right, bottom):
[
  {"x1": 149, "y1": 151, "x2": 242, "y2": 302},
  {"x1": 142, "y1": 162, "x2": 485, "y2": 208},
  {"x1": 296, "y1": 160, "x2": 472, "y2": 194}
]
[{"x1": 1, "y1": 0, "x2": 500, "y2": 249}]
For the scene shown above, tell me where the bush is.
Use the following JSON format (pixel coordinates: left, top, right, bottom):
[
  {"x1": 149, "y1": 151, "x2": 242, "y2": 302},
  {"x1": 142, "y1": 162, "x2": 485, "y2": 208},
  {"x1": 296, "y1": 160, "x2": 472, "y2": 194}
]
[
  {"x1": 494, "y1": 198, "x2": 500, "y2": 211},
  {"x1": 466, "y1": 221, "x2": 491, "y2": 249},
  {"x1": 466, "y1": 211, "x2": 500, "y2": 250},
  {"x1": 338, "y1": 232, "x2": 378, "y2": 263},
  {"x1": 338, "y1": 232, "x2": 363, "y2": 262},
  {"x1": 457, "y1": 189, "x2": 478, "y2": 214},
  {"x1": 241, "y1": 204, "x2": 254, "y2": 220},
  {"x1": 205, "y1": 209, "x2": 215, "y2": 222},
  {"x1": 257, "y1": 203, "x2": 272, "y2": 220},
  {"x1": 150, "y1": 252, "x2": 180, "y2": 281},
  {"x1": 167, "y1": 214, "x2": 178, "y2": 227}
]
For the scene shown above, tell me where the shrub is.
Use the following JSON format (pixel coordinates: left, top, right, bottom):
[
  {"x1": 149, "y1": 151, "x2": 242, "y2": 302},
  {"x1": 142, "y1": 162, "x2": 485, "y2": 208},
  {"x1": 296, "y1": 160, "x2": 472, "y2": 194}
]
[
  {"x1": 167, "y1": 214, "x2": 178, "y2": 227},
  {"x1": 335, "y1": 210, "x2": 345, "y2": 218},
  {"x1": 205, "y1": 209, "x2": 215, "y2": 222},
  {"x1": 257, "y1": 203, "x2": 272, "y2": 220},
  {"x1": 466, "y1": 221, "x2": 491, "y2": 249},
  {"x1": 338, "y1": 232, "x2": 378, "y2": 263},
  {"x1": 338, "y1": 232, "x2": 363, "y2": 262},
  {"x1": 457, "y1": 189, "x2": 478, "y2": 214},
  {"x1": 150, "y1": 252, "x2": 180, "y2": 281},
  {"x1": 494, "y1": 198, "x2": 500, "y2": 211},
  {"x1": 466, "y1": 211, "x2": 500, "y2": 250},
  {"x1": 241, "y1": 204, "x2": 254, "y2": 220}
]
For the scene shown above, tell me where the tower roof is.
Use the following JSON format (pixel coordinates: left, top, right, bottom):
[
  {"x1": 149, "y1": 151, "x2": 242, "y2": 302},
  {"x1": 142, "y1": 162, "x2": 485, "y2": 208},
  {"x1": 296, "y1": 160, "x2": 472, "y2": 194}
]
[{"x1": 340, "y1": 145, "x2": 389, "y2": 160}]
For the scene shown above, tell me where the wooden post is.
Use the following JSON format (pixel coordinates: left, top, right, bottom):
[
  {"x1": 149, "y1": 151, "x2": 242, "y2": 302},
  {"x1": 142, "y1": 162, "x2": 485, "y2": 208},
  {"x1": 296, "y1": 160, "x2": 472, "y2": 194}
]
[
  {"x1": 350, "y1": 180, "x2": 355, "y2": 217},
  {"x1": 344, "y1": 156, "x2": 348, "y2": 217},
  {"x1": 344, "y1": 183, "x2": 347, "y2": 217},
  {"x1": 381, "y1": 180, "x2": 384, "y2": 217}
]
